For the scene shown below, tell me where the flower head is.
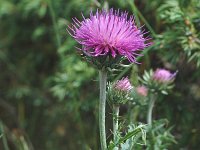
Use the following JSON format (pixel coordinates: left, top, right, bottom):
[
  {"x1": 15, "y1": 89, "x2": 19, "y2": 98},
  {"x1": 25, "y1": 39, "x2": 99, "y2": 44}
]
[
  {"x1": 68, "y1": 9, "x2": 151, "y2": 63},
  {"x1": 153, "y1": 69, "x2": 176, "y2": 83},
  {"x1": 141, "y1": 69, "x2": 177, "y2": 95},
  {"x1": 113, "y1": 77, "x2": 133, "y2": 92},
  {"x1": 136, "y1": 86, "x2": 148, "y2": 97}
]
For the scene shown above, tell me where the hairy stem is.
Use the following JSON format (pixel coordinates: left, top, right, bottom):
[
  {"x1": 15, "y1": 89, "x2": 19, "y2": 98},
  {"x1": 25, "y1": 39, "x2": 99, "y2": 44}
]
[
  {"x1": 99, "y1": 70, "x2": 107, "y2": 150},
  {"x1": 113, "y1": 105, "x2": 119, "y2": 148},
  {"x1": 147, "y1": 95, "x2": 156, "y2": 125}
]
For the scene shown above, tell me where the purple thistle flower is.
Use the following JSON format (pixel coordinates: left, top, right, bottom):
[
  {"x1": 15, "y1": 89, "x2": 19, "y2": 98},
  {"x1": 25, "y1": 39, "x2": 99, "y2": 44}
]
[
  {"x1": 153, "y1": 69, "x2": 177, "y2": 82},
  {"x1": 68, "y1": 9, "x2": 151, "y2": 63},
  {"x1": 114, "y1": 77, "x2": 133, "y2": 92}
]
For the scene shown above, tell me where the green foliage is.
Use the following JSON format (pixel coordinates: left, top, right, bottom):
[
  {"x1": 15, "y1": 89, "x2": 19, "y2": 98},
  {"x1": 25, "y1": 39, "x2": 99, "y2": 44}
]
[
  {"x1": 145, "y1": 119, "x2": 176, "y2": 150},
  {"x1": 156, "y1": 0, "x2": 200, "y2": 67},
  {"x1": 108, "y1": 124, "x2": 146, "y2": 150}
]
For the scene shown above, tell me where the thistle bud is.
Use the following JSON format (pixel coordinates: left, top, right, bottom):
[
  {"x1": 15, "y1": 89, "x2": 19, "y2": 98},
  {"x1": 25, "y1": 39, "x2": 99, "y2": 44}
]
[
  {"x1": 114, "y1": 77, "x2": 133, "y2": 92},
  {"x1": 136, "y1": 86, "x2": 148, "y2": 97},
  {"x1": 108, "y1": 77, "x2": 133, "y2": 105},
  {"x1": 153, "y1": 69, "x2": 176, "y2": 83},
  {"x1": 140, "y1": 69, "x2": 177, "y2": 95}
]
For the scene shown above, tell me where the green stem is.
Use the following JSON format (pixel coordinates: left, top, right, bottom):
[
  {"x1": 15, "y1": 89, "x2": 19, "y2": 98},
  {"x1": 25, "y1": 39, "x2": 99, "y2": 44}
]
[
  {"x1": 48, "y1": 0, "x2": 61, "y2": 48},
  {"x1": 0, "y1": 121, "x2": 10, "y2": 150},
  {"x1": 113, "y1": 105, "x2": 119, "y2": 148},
  {"x1": 129, "y1": 0, "x2": 140, "y2": 26},
  {"x1": 128, "y1": 105, "x2": 139, "y2": 124},
  {"x1": 99, "y1": 70, "x2": 107, "y2": 150},
  {"x1": 147, "y1": 95, "x2": 156, "y2": 125},
  {"x1": 129, "y1": 0, "x2": 157, "y2": 38},
  {"x1": 103, "y1": 0, "x2": 109, "y2": 11}
]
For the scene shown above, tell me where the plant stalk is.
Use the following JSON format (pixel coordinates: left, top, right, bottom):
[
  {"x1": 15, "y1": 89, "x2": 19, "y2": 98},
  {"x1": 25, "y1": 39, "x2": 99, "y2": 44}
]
[
  {"x1": 147, "y1": 95, "x2": 156, "y2": 125},
  {"x1": 113, "y1": 105, "x2": 119, "y2": 149},
  {"x1": 99, "y1": 70, "x2": 107, "y2": 150},
  {"x1": 0, "y1": 121, "x2": 10, "y2": 150},
  {"x1": 48, "y1": 0, "x2": 61, "y2": 48},
  {"x1": 129, "y1": 0, "x2": 157, "y2": 38}
]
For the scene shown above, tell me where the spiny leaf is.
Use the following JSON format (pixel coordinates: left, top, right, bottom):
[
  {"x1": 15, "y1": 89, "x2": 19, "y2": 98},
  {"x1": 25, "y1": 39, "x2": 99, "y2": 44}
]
[{"x1": 118, "y1": 125, "x2": 146, "y2": 144}]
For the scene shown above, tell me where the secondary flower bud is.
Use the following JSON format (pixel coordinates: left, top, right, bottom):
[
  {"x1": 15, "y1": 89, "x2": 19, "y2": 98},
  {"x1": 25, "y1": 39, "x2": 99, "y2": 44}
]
[
  {"x1": 136, "y1": 86, "x2": 148, "y2": 97},
  {"x1": 153, "y1": 69, "x2": 175, "y2": 82},
  {"x1": 140, "y1": 69, "x2": 177, "y2": 95},
  {"x1": 108, "y1": 77, "x2": 133, "y2": 105}
]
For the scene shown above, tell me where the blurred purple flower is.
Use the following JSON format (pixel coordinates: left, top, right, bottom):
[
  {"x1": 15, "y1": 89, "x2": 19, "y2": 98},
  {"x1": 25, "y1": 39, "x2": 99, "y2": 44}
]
[
  {"x1": 114, "y1": 77, "x2": 133, "y2": 92},
  {"x1": 136, "y1": 85, "x2": 148, "y2": 96},
  {"x1": 68, "y1": 9, "x2": 151, "y2": 63},
  {"x1": 153, "y1": 69, "x2": 176, "y2": 82}
]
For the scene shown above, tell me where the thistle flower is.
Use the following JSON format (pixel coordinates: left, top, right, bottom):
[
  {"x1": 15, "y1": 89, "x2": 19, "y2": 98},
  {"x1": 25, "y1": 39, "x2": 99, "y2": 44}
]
[
  {"x1": 153, "y1": 69, "x2": 176, "y2": 83},
  {"x1": 113, "y1": 77, "x2": 133, "y2": 92},
  {"x1": 108, "y1": 77, "x2": 133, "y2": 105},
  {"x1": 140, "y1": 69, "x2": 177, "y2": 95},
  {"x1": 68, "y1": 9, "x2": 151, "y2": 63},
  {"x1": 136, "y1": 86, "x2": 148, "y2": 97}
]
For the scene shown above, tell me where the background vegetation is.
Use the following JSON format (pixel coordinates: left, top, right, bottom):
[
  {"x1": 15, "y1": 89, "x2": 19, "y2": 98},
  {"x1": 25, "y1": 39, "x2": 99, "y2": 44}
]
[{"x1": 0, "y1": 0, "x2": 200, "y2": 149}]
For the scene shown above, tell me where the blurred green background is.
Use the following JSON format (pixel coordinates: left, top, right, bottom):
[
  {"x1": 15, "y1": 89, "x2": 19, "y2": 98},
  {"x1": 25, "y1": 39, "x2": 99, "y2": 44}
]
[{"x1": 0, "y1": 0, "x2": 200, "y2": 149}]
